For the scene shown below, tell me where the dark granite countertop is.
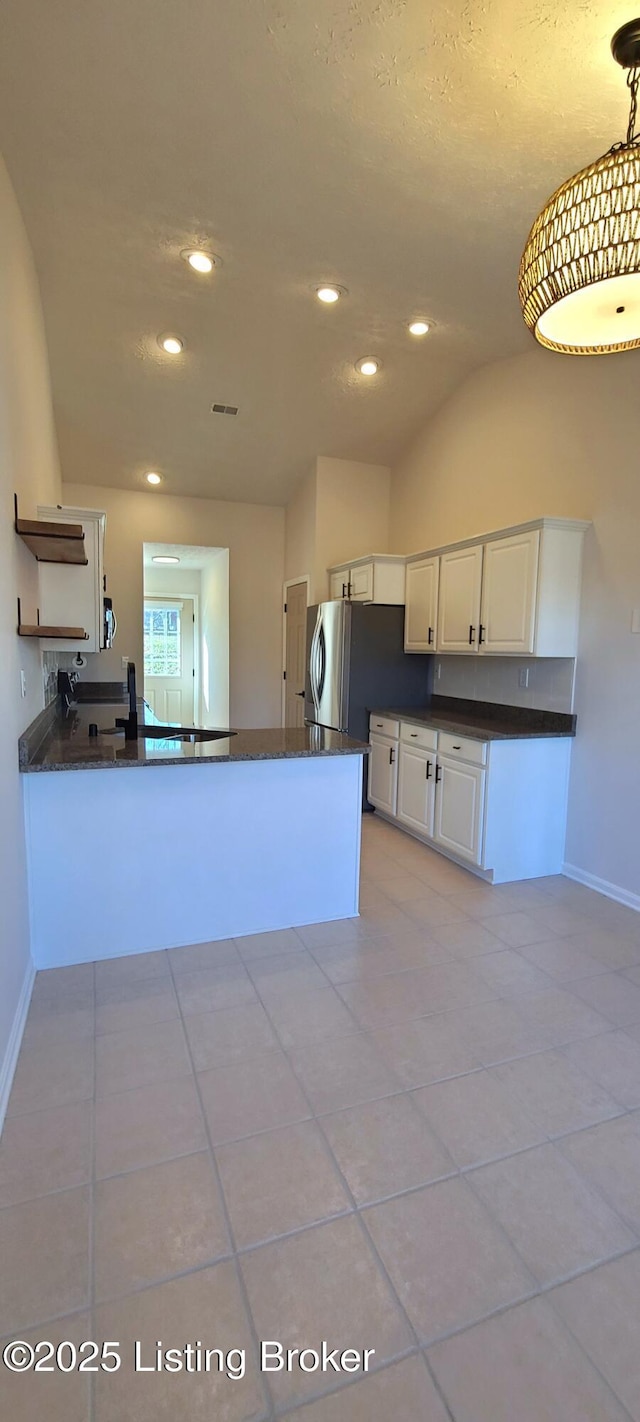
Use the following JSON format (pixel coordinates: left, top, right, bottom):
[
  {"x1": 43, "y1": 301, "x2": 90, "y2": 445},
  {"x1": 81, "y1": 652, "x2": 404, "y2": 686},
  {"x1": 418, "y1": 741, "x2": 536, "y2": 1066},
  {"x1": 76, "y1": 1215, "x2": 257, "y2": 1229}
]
[
  {"x1": 20, "y1": 700, "x2": 369, "y2": 772},
  {"x1": 370, "y1": 696, "x2": 576, "y2": 742}
]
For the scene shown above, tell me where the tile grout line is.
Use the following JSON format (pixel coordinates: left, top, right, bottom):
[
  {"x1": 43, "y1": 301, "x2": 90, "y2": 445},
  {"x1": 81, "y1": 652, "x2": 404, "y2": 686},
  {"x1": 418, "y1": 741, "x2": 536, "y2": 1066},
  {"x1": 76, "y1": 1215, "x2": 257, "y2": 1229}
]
[
  {"x1": 242, "y1": 965, "x2": 459, "y2": 1420},
  {"x1": 165, "y1": 949, "x2": 276, "y2": 1422}
]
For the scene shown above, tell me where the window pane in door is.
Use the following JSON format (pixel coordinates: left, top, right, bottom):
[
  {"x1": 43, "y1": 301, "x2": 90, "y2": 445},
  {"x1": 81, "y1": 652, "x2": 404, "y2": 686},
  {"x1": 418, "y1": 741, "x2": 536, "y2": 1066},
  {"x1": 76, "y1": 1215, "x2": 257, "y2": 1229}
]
[{"x1": 143, "y1": 605, "x2": 181, "y2": 676}]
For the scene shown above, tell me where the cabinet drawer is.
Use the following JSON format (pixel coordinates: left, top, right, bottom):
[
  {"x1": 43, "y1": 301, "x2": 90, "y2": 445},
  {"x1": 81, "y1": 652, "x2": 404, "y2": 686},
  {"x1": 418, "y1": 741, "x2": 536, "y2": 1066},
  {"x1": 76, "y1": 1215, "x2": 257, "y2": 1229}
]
[
  {"x1": 369, "y1": 715, "x2": 399, "y2": 740},
  {"x1": 438, "y1": 731, "x2": 487, "y2": 765},
  {"x1": 401, "y1": 722, "x2": 438, "y2": 751}
]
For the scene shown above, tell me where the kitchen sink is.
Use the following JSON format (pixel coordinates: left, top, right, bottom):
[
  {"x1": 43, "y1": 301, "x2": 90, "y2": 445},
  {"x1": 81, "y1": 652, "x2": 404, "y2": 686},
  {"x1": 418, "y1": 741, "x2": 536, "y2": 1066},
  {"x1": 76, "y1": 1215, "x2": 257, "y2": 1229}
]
[{"x1": 138, "y1": 726, "x2": 237, "y2": 742}]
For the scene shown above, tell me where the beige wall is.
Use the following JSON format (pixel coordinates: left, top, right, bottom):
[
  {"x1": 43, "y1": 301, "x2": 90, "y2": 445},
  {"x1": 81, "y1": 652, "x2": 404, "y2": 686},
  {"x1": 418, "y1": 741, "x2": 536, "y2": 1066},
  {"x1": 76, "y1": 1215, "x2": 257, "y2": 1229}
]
[
  {"x1": 285, "y1": 456, "x2": 391, "y2": 603},
  {"x1": 284, "y1": 463, "x2": 317, "y2": 594},
  {"x1": 314, "y1": 457, "x2": 391, "y2": 600},
  {"x1": 63, "y1": 484, "x2": 284, "y2": 728},
  {"x1": 390, "y1": 347, "x2": 640, "y2": 901},
  {"x1": 200, "y1": 550, "x2": 230, "y2": 727},
  {"x1": 0, "y1": 155, "x2": 62, "y2": 1099}
]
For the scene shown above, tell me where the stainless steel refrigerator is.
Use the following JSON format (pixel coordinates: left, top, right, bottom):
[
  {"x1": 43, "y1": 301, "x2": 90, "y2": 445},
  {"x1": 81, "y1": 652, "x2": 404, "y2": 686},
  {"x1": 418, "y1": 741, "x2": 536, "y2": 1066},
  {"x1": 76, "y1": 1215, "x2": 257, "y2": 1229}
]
[{"x1": 305, "y1": 601, "x2": 432, "y2": 805}]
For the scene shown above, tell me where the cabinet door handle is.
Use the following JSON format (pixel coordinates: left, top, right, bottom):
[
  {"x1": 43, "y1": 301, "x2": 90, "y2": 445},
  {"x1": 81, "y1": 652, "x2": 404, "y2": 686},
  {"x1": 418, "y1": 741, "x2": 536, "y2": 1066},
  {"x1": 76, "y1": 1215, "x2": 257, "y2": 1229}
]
[
  {"x1": 469, "y1": 624, "x2": 476, "y2": 645},
  {"x1": 426, "y1": 760, "x2": 432, "y2": 779},
  {"x1": 428, "y1": 626, "x2": 434, "y2": 645},
  {"x1": 410, "y1": 732, "x2": 418, "y2": 737},
  {"x1": 478, "y1": 623, "x2": 485, "y2": 645},
  {"x1": 389, "y1": 747, "x2": 395, "y2": 765},
  {"x1": 347, "y1": 581, "x2": 353, "y2": 598},
  {"x1": 453, "y1": 744, "x2": 462, "y2": 750},
  {"x1": 342, "y1": 583, "x2": 347, "y2": 598},
  {"x1": 435, "y1": 765, "x2": 442, "y2": 783}
]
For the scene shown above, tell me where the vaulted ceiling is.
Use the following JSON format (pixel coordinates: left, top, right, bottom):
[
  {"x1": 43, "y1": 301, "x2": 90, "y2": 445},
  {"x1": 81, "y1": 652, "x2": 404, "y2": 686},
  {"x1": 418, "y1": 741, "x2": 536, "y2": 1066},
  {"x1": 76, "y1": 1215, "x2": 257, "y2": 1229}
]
[{"x1": 0, "y1": 1, "x2": 631, "y2": 503}]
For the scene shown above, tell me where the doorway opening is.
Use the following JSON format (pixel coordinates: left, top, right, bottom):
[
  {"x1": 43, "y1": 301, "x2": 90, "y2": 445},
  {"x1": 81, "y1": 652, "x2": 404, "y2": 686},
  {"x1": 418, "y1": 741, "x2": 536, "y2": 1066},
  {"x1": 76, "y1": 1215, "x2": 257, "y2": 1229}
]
[{"x1": 143, "y1": 543, "x2": 230, "y2": 727}]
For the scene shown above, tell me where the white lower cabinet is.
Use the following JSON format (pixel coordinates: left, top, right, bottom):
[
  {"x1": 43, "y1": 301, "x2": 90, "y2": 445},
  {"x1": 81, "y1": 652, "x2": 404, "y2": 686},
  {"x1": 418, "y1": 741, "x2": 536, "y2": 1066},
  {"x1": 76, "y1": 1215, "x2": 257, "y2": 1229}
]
[
  {"x1": 433, "y1": 756, "x2": 485, "y2": 865},
  {"x1": 368, "y1": 715, "x2": 572, "y2": 883},
  {"x1": 368, "y1": 734, "x2": 398, "y2": 815},
  {"x1": 397, "y1": 743, "x2": 436, "y2": 838}
]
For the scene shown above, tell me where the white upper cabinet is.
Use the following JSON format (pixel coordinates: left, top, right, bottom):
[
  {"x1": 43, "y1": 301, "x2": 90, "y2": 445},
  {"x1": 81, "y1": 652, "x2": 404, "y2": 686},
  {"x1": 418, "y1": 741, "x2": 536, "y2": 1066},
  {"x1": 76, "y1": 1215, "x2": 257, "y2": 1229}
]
[
  {"x1": 349, "y1": 562, "x2": 375, "y2": 601},
  {"x1": 437, "y1": 544, "x2": 484, "y2": 652},
  {"x1": 404, "y1": 556, "x2": 439, "y2": 651},
  {"x1": 405, "y1": 518, "x2": 587, "y2": 657},
  {"x1": 480, "y1": 529, "x2": 540, "y2": 654},
  {"x1": 37, "y1": 505, "x2": 106, "y2": 651},
  {"x1": 327, "y1": 555, "x2": 405, "y2": 604},
  {"x1": 329, "y1": 570, "x2": 348, "y2": 600}
]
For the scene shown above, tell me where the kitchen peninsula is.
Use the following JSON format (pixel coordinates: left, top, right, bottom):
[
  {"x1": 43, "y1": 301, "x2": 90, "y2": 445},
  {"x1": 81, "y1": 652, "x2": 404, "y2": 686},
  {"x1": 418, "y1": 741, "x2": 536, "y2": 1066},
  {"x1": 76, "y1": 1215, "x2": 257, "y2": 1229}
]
[{"x1": 20, "y1": 693, "x2": 368, "y2": 969}]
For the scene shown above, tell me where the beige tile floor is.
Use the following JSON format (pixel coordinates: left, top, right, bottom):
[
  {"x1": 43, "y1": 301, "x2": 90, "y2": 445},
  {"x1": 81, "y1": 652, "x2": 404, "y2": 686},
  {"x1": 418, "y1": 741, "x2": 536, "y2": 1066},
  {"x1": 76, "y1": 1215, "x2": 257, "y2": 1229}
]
[{"x1": 2, "y1": 813, "x2": 640, "y2": 1419}]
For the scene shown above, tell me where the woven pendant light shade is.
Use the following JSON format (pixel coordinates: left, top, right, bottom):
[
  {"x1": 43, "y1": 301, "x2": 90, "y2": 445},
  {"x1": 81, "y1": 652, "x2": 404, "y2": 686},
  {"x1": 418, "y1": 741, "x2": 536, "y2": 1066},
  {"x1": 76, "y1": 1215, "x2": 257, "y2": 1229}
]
[
  {"x1": 519, "y1": 147, "x2": 640, "y2": 354},
  {"x1": 519, "y1": 20, "x2": 640, "y2": 355}
]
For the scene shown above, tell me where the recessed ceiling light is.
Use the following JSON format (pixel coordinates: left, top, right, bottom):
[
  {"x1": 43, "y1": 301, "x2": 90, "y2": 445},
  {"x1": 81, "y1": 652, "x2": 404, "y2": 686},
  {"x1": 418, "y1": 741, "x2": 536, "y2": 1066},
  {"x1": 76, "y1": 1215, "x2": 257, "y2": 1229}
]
[
  {"x1": 316, "y1": 284, "x2": 345, "y2": 304},
  {"x1": 408, "y1": 320, "x2": 430, "y2": 336},
  {"x1": 158, "y1": 333, "x2": 184, "y2": 355},
  {"x1": 145, "y1": 471, "x2": 162, "y2": 485},
  {"x1": 181, "y1": 249, "x2": 216, "y2": 274},
  {"x1": 356, "y1": 357, "x2": 379, "y2": 376},
  {"x1": 152, "y1": 555, "x2": 180, "y2": 564}
]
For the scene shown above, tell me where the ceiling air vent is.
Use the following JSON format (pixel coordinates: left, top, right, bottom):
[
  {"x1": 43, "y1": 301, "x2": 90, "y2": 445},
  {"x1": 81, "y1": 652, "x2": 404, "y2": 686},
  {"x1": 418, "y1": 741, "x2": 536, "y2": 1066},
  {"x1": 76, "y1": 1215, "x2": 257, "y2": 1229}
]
[{"x1": 211, "y1": 403, "x2": 239, "y2": 415}]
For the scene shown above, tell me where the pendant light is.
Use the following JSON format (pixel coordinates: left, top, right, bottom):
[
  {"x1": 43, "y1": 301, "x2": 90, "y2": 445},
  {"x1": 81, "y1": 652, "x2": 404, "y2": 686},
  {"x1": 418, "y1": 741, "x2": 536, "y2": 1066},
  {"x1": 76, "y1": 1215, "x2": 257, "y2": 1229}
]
[{"x1": 519, "y1": 20, "x2": 640, "y2": 354}]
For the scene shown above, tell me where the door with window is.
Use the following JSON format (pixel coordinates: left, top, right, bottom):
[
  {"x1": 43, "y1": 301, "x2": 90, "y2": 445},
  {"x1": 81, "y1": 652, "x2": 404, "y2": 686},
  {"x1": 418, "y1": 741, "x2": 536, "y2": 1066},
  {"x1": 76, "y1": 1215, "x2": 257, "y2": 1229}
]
[{"x1": 144, "y1": 598, "x2": 195, "y2": 724}]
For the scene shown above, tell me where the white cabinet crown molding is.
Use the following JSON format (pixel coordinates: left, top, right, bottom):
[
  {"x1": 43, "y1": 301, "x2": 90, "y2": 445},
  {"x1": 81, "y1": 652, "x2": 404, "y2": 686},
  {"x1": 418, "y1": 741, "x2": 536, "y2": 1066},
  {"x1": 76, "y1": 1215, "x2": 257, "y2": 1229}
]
[{"x1": 404, "y1": 515, "x2": 590, "y2": 565}]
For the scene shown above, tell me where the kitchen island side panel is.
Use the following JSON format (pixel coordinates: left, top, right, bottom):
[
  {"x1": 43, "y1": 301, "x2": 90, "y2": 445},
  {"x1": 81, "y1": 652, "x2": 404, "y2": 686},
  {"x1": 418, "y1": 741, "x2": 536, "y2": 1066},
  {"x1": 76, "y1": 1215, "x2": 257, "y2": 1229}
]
[{"x1": 23, "y1": 755, "x2": 363, "y2": 968}]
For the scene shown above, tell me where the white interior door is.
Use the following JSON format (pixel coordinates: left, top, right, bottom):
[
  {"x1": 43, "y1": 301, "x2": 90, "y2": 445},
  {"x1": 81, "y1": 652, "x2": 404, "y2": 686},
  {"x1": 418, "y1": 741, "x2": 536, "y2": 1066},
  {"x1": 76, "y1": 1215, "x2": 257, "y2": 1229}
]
[
  {"x1": 144, "y1": 597, "x2": 195, "y2": 724},
  {"x1": 284, "y1": 581, "x2": 308, "y2": 727},
  {"x1": 437, "y1": 545, "x2": 483, "y2": 652},
  {"x1": 480, "y1": 530, "x2": 540, "y2": 654}
]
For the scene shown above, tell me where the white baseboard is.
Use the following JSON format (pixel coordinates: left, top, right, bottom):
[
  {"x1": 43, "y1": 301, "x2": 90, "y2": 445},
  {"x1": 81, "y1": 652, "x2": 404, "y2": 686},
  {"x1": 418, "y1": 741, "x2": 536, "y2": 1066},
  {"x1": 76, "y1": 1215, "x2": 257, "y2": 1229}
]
[
  {"x1": 0, "y1": 958, "x2": 35, "y2": 1136},
  {"x1": 562, "y1": 862, "x2": 640, "y2": 914}
]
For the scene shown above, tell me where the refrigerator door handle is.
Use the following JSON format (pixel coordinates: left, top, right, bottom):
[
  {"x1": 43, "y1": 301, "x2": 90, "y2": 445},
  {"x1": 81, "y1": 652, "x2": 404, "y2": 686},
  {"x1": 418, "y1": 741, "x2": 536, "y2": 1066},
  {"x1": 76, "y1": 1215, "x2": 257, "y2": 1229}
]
[
  {"x1": 317, "y1": 622, "x2": 326, "y2": 702},
  {"x1": 309, "y1": 612, "x2": 321, "y2": 716}
]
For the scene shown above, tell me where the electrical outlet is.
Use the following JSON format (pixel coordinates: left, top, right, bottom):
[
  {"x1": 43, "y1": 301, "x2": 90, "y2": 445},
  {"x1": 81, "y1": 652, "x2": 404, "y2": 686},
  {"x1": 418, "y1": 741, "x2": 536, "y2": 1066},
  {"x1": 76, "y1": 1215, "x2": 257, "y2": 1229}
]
[
  {"x1": 435, "y1": 661, "x2": 441, "y2": 681},
  {"x1": 20, "y1": 670, "x2": 26, "y2": 699},
  {"x1": 518, "y1": 667, "x2": 530, "y2": 689}
]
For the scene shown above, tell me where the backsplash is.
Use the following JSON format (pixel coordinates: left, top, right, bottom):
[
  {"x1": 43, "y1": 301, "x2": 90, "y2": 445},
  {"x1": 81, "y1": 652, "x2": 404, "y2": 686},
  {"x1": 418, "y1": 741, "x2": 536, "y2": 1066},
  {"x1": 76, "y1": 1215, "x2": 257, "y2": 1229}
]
[
  {"x1": 42, "y1": 650, "x2": 76, "y2": 705},
  {"x1": 434, "y1": 656, "x2": 576, "y2": 714}
]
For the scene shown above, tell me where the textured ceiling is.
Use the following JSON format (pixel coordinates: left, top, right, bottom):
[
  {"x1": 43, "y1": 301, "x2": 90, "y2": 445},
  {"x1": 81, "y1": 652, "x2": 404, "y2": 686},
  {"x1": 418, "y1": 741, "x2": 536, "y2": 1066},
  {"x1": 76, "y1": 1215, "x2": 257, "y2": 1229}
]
[
  {"x1": 0, "y1": 1, "x2": 632, "y2": 504},
  {"x1": 143, "y1": 543, "x2": 225, "y2": 569}
]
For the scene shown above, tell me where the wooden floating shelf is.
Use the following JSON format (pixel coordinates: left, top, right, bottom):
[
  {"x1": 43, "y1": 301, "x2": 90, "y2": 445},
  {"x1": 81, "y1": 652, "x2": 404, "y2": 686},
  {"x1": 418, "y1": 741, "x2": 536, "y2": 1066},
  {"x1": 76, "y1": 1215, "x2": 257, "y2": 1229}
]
[
  {"x1": 15, "y1": 517, "x2": 87, "y2": 565},
  {"x1": 18, "y1": 625, "x2": 89, "y2": 640}
]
